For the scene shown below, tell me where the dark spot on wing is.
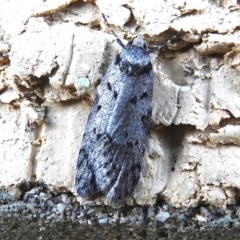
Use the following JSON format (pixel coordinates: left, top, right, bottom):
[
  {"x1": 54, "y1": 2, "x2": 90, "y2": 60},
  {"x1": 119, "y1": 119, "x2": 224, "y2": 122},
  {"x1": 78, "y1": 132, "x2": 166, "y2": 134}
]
[
  {"x1": 127, "y1": 142, "x2": 133, "y2": 149},
  {"x1": 140, "y1": 92, "x2": 148, "y2": 99},
  {"x1": 113, "y1": 90, "x2": 118, "y2": 99},
  {"x1": 97, "y1": 105, "x2": 102, "y2": 111},
  {"x1": 130, "y1": 96, "x2": 137, "y2": 105},
  {"x1": 96, "y1": 134, "x2": 102, "y2": 140},
  {"x1": 107, "y1": 82, "x2": 112, "y2": 91}
]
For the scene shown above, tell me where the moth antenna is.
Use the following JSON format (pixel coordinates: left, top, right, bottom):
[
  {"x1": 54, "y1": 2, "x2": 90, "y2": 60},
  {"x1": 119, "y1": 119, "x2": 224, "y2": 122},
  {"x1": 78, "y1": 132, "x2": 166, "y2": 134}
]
[
  {"x1": 102, "y1": 13, "x2": 125, "y2": 48},
  {"x1": 148, "y1": 29, "x2": 182, "y2": 53}
]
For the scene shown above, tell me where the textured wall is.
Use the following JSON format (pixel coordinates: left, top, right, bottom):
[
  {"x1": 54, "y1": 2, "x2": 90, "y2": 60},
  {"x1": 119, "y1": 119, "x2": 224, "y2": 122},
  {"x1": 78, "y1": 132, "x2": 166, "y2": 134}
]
[{"x1": 0, "y1": 0, "x2": 240, "y2": 207}]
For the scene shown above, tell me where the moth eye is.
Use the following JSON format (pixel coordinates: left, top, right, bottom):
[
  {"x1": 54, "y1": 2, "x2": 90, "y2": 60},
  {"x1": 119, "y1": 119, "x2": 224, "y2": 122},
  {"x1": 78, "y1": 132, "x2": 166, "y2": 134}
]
[
  {"x1": 143, "y1": 43, "x2": 147, "y2": 49},
  {"x1": 114, "y1": 54, "x2": 121, "y2": 65},
  {"x1": 127, "y1": 39, "x2": 134, "y2": 46}
]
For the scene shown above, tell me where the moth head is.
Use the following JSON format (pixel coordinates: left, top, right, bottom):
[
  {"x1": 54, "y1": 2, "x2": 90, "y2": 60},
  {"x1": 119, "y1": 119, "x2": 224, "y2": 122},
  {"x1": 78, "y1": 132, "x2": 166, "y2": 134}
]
[
  {"x1": 116, "y1": 35, "x2": 152, "y2": 76},
  {"x1": 128, "y1": 36, "x2": 148, "y2": 50}
]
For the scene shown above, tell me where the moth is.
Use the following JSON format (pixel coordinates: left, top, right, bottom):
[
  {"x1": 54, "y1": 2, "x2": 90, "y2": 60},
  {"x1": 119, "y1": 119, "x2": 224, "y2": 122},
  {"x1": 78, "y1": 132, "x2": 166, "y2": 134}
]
[{"x1": 75, "y1": 14, "x2": 181, "y2": 208}]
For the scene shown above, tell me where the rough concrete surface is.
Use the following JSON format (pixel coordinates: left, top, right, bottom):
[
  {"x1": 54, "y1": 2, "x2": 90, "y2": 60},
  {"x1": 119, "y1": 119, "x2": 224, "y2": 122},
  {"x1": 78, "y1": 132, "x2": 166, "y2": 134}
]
[
  {"x1": 1, "y1": 0, "x2": 240, "y2": 238},
  {"x1": 1, "y1": 183, "x2": 240, "y2": 239}
]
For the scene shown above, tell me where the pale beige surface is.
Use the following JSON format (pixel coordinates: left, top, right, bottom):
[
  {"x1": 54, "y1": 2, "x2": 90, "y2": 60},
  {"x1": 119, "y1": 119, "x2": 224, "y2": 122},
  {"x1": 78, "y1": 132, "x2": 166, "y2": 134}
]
[{"x1": 0, "y1": 0, "x2": 240, "y2": 208}]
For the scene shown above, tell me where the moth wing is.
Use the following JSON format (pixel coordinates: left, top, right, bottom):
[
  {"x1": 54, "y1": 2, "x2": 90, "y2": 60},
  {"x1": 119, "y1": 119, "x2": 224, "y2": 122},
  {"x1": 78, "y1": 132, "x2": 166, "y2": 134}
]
[
  {"x1": 75, "y1": 65, "x2": 121, "y2": 197},
  {"x1": 75, "y1": 95, "x2": 101, "y2": 197},
  {"x1": 93, "y1": 67, "x2": 153, "y2": 206}
]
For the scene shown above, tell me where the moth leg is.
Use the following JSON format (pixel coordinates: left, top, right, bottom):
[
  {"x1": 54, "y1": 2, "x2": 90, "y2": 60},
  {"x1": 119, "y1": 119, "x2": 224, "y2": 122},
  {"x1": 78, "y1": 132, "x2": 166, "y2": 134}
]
[
  {"x1": 102, "y1": 13, "x2": 125, "y2": 48},
  {"x1": 148, "y1": 29, "x2": 182, "y2": 53}
]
